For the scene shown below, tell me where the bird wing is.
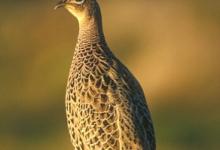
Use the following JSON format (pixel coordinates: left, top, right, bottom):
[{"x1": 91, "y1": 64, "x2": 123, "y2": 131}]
[{"x1": 104, "y1": 58, "x2": 156, "y2": 150}]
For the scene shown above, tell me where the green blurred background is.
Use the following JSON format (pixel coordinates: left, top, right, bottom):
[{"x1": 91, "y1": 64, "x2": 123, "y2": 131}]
[{"x1": 0, "y1": 0, "x2": 220, "y2": 150}]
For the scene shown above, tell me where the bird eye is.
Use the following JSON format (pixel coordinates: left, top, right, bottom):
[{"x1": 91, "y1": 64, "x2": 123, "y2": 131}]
[{"x1": 74, "y1": 0, "x2": 85, "y2": 5}]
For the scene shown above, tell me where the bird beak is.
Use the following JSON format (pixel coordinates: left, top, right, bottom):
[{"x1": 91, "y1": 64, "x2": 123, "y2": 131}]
[{"x1": 54, "y1": 0, "x2": 67, "y2": 10}]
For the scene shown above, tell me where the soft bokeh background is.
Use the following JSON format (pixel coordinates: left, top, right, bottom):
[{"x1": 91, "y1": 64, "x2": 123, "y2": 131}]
[{"x1": 0, "y1": 0, "x2": 220, "y2": 150}]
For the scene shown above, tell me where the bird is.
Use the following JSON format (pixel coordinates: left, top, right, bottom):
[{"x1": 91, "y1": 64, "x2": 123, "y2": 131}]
[{"x1": 55, "y1": 0, "x2": 156, "y2": 150}]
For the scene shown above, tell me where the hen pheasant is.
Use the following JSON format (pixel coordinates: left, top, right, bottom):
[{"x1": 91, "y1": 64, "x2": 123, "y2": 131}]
[{"x1": 55, "y1": 0, "x2": 155, "y2": 150}]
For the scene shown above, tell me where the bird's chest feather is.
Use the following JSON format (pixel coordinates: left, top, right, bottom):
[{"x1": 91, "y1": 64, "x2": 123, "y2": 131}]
[{"x1": 66, "y1": 48, "x2": 112, "y2": 103}]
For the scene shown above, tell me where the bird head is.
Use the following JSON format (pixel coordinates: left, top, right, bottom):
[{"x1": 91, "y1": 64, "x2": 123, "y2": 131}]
[{"x1": 55, "y1": 0, "x2": 99, "y2": 23}]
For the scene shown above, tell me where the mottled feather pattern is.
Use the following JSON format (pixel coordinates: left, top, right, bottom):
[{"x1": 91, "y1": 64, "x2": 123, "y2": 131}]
[
  {"x1": 65, "y1": 26, "x2": 155, "y2": 149},
  {"x1": 59, "y1": 0, "x2": 156, "y2": 150}
]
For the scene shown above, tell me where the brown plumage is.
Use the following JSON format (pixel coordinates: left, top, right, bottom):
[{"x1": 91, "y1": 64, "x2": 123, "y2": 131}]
[{"x1": 55, "y1": 0, "x2": 156, "y2": 149}]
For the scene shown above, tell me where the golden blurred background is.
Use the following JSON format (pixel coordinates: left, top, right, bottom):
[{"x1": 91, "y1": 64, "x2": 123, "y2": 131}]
[{"x1": 0, "y1": 0, "x2": 220, "y2": 150}]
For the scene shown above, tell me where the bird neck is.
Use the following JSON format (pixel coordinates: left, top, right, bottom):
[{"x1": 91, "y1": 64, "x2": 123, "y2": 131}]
[
  {"x1": 78, "y1": 16, "x2": 105, "y2": 44},
  {"x1": 76, "y1": 4, "x2": 107, "y2": 53}
]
